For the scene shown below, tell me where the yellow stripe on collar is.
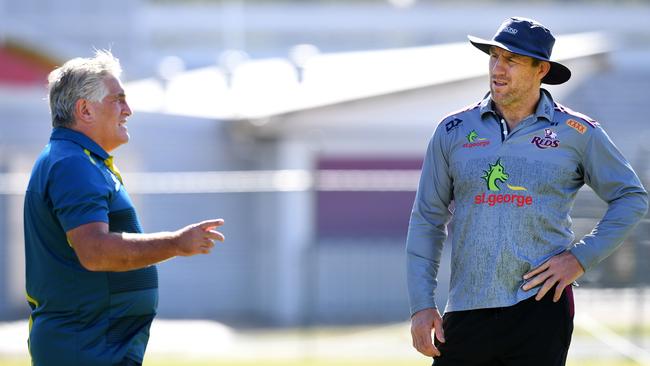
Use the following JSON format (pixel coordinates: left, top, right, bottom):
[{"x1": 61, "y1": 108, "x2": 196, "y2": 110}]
[
  {"x1": 103, "y1": 156, "x2": 123, "y2": 184},
  {"x1": 83, "y1": 149, "x2": 97, "y2": 165}
]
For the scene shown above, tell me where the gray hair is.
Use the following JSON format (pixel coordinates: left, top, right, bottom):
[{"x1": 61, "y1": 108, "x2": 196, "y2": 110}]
[{"x1": 47, "y1": 49, "x2": 123, "y2": 128}]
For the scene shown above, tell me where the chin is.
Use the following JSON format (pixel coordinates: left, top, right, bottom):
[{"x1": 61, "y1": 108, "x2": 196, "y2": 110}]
[
  {"x1": 490, "y1": 93, "x2": 504, "y2": 104},
  {"x1": 491, "y1": 90, "x2": 510, "y2": 103},
  {"x1": 109, "y1": 135, "x2": 130, "y2": 152}
]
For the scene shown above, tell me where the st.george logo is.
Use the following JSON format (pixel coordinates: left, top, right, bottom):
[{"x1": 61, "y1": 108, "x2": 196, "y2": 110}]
[
  {"x1": 481, "y1": 159, "x2": 509, "y2": 191},
  {"x1": 475, "y1": 159, "x2": 532, "y2": 207},
  {"x1": 463, "y1": 130, "x2": 490, "y2": 148}
]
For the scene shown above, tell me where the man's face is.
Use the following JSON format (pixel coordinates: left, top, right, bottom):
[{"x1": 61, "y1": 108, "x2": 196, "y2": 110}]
[
  {"x1": 89, "y1": 75, "x2": 132, "y2": 152},
  {"x1": 488, "y1": 47, "x2": 544, "y2": 108}
]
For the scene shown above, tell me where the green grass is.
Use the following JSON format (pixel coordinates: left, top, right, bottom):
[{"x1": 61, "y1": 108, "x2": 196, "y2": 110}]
[
  {"x1": 2, "y1": 321, "x2": 646, "y2": 366},
  {"x1": 573, "y1": 325, "x2": 650, "y2": 337}
]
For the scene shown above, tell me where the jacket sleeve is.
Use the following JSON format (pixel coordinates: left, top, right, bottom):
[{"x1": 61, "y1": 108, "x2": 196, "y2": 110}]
[
  {"x1": 570, "y1": 126, "x2": 649, "y2": 271},
  {"x1": 406, "y1": 123, "x2": 454, "y2": 316}
]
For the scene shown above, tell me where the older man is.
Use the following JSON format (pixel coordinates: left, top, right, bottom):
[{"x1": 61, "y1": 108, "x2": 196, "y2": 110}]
[
  {"x1": 407, "y1": 17, "x2": 648, "y2": 365},
  {"x1": 24, "y1": 50, "x2": 225, "y2": 366}
]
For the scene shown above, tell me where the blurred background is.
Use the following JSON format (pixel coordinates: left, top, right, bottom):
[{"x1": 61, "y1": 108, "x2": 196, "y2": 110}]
[{"x1": 0, "y1": 0, "x2": 649, "y2": 365}]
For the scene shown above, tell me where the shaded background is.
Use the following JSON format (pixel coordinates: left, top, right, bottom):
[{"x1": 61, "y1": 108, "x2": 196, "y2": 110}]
[{"x1": 0, "y1": 0, "x2": 649, "y2": 364}]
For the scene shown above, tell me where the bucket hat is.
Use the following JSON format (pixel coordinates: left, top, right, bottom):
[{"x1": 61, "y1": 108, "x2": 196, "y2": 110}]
[{"x1": 468, "y1": 17, "x2": 571, "y2": 85}]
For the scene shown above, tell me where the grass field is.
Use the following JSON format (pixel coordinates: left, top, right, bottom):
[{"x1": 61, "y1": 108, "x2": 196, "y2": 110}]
[
  {"x1": 2, "y1": 297, "x2": 649, "y2": 366},
  {"x1": 0, "y1": 358, "x2": 645, "y2": 366},
  {"x1": 0, "y1": 358, "x2": 644, "y2": 366}
]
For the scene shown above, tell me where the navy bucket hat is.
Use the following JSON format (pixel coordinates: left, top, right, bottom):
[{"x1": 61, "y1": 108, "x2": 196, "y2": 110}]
[{"x1": 468, "y1": 17, "x2": 571, "y2": 85}]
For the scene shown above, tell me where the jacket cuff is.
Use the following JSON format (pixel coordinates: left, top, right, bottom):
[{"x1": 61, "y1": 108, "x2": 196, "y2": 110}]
[
  {"x1": 569, "y1": 243, "x2": 596, "y2": 272},
  {"x1": 410, "y1": 301, "x2": 437, "y2": 318}
]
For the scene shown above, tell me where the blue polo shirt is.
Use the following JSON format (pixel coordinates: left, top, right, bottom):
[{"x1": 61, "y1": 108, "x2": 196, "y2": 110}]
[{"x1": 24, "y1": 128, "x2": 158, "y2": 366}]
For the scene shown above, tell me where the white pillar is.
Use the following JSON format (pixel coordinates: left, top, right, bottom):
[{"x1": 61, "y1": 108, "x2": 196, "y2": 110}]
[
  {"x1": 7, "y1": 156, "x2": 32, "y2": 314},
  {"x1": 268, "y1": 139, "x2": 315, "y2": 326}
]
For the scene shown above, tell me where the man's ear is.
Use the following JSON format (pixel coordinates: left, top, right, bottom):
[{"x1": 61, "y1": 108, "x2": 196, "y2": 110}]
[
  {"x1": 74, "y1": 98, "x2": 94, "y2": 124},
  {"x1": 538, "y1": 61, "x2": 551, "y2": 82}
]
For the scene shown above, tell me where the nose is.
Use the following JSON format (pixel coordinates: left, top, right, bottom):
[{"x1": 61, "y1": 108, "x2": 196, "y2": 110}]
[
  {"x1": 490, "y1": 56, "x2": 506, "y2": 75},
  {"x1": 123, "y1": 100, "x2": 132, "y2": 117}
]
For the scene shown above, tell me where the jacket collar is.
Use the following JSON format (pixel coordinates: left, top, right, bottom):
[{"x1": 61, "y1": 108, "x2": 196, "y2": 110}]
[{"x1": 479, "y1": 88, "x2": 555, "y2": 123}]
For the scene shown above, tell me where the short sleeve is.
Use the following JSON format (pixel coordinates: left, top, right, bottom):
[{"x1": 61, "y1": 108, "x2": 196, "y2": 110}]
[{"x1": 48, "y1": 156, "x2": 110, "y2": 232}]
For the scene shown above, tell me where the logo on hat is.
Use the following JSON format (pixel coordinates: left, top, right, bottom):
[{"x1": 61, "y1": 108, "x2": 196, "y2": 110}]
[{"x1": 503, "y1": 26, "x2": 518, "y2": 35}]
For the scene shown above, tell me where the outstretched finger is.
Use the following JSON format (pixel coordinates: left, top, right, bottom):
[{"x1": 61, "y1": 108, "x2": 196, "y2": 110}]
[
  {"x1": 198, "y1": 219, "x2": 225, "y2": 230},
  {"x1": 205, "y1": 230, "x2": 225, "y2": 242}
]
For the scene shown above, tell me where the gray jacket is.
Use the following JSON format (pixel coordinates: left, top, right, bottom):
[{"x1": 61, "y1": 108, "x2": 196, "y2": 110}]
[{"x1": 406, "y1": 89, "x2": 648, "y2": 315}]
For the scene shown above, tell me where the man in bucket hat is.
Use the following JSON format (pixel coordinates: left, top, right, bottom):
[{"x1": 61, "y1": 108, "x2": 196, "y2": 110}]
[{"x1": 407, "y1": 17, "x2": 647, "y2": 365}]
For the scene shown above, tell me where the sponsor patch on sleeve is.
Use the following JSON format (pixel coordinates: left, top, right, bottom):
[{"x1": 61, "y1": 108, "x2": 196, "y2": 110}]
[
  {"x1": 566, "y1": 119, "x2": 587, "y2": 134},
  {"x1": 445, "y1": 118, "x2": 463, "y2": 133}
]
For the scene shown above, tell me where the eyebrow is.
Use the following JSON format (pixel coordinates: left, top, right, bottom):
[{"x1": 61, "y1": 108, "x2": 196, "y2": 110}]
[
  {"x1": 490, "y1": 49, "x2": 516, "y2": 57},
  {"x1": 490, "y1": 50, "x2": 528, "y2": 62}
]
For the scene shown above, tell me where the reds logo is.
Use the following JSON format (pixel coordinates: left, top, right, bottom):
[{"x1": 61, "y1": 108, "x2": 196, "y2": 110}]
[
  {"x1": 531, "y1": 128, "x2": 560, "y2": 149},
  {"x1": 544, "y1": 128, "x2": 557, "y2": 139}
]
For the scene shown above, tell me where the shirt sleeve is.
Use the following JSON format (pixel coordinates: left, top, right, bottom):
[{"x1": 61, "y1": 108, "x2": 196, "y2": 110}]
[
  {"x1": 570, "y1": 126, "x2": 649, "y2": 271},
  {"x1": 48, "y1": 155, "x2": 110, "y2": 233},
  {"x1": 406, "y1": 123, "x2": 454, "y2": 316}
]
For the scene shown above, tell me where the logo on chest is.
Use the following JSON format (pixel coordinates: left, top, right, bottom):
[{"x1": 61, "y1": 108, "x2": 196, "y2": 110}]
[
  {"x1": 474, "y1": 159, "x2": 533, "y2": 207},
  {"x1": 463, "y1": 130, "x2": 491, "y2": 148},
  {"x1": 530, "y1": 128, "x2": 560, "y2": 149}
]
